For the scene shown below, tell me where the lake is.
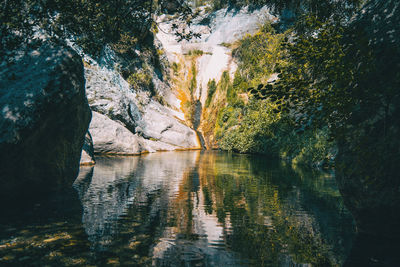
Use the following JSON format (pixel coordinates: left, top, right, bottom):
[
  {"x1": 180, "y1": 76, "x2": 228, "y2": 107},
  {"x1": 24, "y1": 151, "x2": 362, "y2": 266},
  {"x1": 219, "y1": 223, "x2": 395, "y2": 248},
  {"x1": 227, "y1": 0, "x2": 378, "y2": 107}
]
[{"x1": 0, "y1": 151, "x2": 356, "y2": 266}]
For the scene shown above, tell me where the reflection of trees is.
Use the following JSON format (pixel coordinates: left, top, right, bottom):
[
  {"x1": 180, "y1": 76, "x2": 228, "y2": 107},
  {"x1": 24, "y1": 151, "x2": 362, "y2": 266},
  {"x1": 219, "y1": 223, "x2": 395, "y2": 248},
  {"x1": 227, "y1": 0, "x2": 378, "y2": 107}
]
[
  {"x1": 1, "y1": 152, "x2": 354, "y2": 266},
  {"x1": 194, "y1": 152, "x2": 354, "y2": 266}
]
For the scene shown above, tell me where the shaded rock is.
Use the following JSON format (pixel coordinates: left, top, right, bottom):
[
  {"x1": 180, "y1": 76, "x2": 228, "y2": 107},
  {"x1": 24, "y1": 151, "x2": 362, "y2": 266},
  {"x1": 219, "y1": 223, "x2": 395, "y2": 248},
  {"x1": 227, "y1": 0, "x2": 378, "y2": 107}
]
[
  {"x1": 336, "y1": 0, "x2": 400, "y2": 238},
  {"x1": 0, "y1": 42, "x2": 91, "y2": 200},
  {"x1": 90, "y1": 111, "x2": 184, "y2": 155},
  {"x1": 80, "y1": 131, "x2": 96, "y2": 166}
]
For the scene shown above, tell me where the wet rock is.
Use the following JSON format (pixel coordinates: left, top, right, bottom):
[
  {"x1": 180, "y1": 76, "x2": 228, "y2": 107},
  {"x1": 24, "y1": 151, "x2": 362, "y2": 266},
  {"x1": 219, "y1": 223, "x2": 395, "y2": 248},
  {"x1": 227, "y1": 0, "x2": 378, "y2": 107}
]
[
  {"x1": 336, "y1": 0, "x2": 400, "y2": 238},
  {"x1": 0, "y1": 42, "x2": 91, "y2": 200}
]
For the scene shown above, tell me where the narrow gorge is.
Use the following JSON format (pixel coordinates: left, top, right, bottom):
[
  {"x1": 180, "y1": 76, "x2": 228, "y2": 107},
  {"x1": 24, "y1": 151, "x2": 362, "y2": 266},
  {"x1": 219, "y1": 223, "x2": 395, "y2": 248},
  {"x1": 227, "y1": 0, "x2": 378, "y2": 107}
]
[
  {"x1": 79, "y1": 5, "x2": 275, "y2": 161},
  {"x1": 1, "y1": 0, "x2": 399, "y2": 266}
]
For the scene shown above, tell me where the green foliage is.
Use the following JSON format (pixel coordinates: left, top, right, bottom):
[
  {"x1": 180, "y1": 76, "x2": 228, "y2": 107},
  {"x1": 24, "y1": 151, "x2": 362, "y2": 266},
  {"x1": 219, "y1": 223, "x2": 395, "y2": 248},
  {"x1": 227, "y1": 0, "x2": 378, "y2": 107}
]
[
  {"x1": 216, "y1": 99, "x2": 281, "y2": 153},
  {"x1": 189, "y1": 62, "x2": 197, "y2": 93},
  {"x1": 213, "y1": 19, "x2": 340, "y2": 167},
  {"x1": 184, "y1": 100, "x2": 197, "y2": 125},
  {"x1": 274, "y1": 16, "x2": 351, "y2": 131},
  {"x1": 187, "y1": 49, "x2": 204, "y2": 56},
  {"x1": 219, "y1": 42, "x2": 232, "y2": 48},
  {"x1": 232, "y1": 23, "x2": 286, "y2": 86},
  {"x1": 205, "y1": 79, "x2": 217, "y2": 107},
  {"x1": 111, "y1": 34, "x2": 138, "y2": 55},
  {"x1": 1, "y1": 0, "x2": 201, "y2": 55},
  {"x1": 171, "y1": 62, "x2": 180, "y2": 76},
  {"x1": 216, "y1": 98, "x2": 335, "y2": 166},
  {"x1": 219, "y1": 71, "x2": 231, "y2": 91},
  {"x1": 127, "y1": 71, "x2": 154, "y2": 92}
]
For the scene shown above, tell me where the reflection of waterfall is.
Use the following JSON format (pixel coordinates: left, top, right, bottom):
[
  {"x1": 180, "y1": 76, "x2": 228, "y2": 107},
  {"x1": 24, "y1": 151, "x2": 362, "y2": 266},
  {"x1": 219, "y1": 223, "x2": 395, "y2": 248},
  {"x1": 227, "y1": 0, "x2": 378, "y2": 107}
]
[{"x1": 152, "y1": 152, "x2": 247, "y2": 267}]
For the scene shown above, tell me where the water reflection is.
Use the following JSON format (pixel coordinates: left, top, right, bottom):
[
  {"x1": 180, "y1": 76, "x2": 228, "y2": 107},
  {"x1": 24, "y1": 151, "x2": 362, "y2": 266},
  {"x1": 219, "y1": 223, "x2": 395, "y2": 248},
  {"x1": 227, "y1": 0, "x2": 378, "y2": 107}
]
[
  {"x1": 72, "y1": 151, "x2": 355, "y2": 266},
  {"x1": 1, "y1": 151, "x2": 365, "y2": 266}
]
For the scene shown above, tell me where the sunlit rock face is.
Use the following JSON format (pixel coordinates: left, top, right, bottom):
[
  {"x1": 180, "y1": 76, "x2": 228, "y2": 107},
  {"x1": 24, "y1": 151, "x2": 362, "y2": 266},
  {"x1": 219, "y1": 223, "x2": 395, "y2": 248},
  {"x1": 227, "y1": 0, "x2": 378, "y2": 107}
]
[
  {"x1": 157, "y1": 6, "x2": 275, "y2": 106},
  {"x1": 82, "y1": 48, "x2": 199, "y2": 154},
  {"x1": 0, "y1": 42, "x2": 91, "y2": 200},
  {"x1": 336, "y1": 0, "x2": 400, "y2": 238},
  {"x1": 89, "y1": 111, "x2": 180, "y2": 154}
]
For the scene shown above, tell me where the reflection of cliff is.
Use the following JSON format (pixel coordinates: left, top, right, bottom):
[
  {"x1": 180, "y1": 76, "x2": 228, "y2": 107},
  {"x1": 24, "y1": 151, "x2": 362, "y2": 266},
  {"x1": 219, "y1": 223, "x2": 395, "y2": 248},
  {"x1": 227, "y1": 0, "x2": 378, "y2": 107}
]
[
  {"x1": 73, "y1": 152, "x2": 199, "y2": 252},
  {"x1": 73, "y1": 157, "x2": 141, "y2": 250}
]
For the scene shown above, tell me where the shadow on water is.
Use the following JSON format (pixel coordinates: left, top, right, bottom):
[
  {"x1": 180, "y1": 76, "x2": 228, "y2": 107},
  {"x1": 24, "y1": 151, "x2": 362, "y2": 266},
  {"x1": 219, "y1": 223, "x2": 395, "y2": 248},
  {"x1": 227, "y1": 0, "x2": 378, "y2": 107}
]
[{"x1": 1, "y1": 151, "x2": 399, "y2": 266}]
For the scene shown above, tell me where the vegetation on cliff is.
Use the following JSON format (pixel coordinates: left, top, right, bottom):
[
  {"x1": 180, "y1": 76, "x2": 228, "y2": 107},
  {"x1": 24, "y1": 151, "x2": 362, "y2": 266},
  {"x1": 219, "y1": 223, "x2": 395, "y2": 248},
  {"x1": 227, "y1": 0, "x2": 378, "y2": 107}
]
[
  {"x1": 1, "y1": 0, "x2": 200, "y2": 56},
  {"x1": 204, "y1": 22, "x2": 335, "y2": 167},
  {"x1": 200, "y1": 0, "x2": 400, "y2": 240}
]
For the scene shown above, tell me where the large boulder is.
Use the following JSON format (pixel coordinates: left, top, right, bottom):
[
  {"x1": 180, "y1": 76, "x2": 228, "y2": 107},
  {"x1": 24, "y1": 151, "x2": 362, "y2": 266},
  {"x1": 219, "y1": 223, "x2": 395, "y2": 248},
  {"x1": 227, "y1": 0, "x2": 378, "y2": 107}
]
[
  {"x1": 336, "y1": 0, "x2": 400, "y2": 238},
  {"x1": 89, "y1": 111, "x2": 183, "y2": 155},
  {"x1": 0, "y1": 42, "x2": 91, "y2": 201}
]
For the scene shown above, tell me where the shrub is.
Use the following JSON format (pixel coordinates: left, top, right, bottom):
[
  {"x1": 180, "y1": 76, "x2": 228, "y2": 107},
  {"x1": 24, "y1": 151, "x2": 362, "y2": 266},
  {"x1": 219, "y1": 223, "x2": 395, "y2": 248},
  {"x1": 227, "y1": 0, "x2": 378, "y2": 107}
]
[
  {"x1": 127, "y1": 71, "x2": 154, "y2": 92},
  {"x1": 205, "y1": 79, "x2": 217, "y2": 107},
  {"x1": 172, "y1": 62, "x2": 180, "y2": 76}
]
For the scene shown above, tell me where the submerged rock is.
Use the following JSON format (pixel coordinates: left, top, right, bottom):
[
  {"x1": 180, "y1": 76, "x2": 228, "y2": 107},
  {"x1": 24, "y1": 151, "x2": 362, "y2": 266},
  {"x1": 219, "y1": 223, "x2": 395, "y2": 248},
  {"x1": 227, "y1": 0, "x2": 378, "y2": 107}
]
[{"x1": 0, "y1": 42, "x2": 91, "y2": 200}]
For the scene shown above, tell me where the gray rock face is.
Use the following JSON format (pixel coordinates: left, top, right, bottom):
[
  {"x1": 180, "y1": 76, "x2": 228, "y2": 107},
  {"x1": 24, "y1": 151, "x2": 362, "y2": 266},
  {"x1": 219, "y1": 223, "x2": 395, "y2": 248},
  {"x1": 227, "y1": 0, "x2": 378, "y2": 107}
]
[
  {"x1": 82, "y1": 50, "x2": 199, "y2": 153},
  {"x1": 0, "y1": 42, "x2": 91, "y2": 200},
  {"x1": 80, "y1": 131, "x2": 96, "y2": 166},
  {"x1": 90, "y1": 111, "x2": 183, "y2": 155},
  {"x1": 335, "y1": 0, "x2": 400, "y2": 238}
]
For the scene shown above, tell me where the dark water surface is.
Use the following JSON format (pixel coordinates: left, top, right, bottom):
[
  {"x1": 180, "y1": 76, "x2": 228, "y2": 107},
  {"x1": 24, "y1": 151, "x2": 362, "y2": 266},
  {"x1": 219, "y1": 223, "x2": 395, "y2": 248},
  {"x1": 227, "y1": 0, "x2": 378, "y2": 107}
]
[{"x1": 0, "y1": 151, "x2": 357, "y2": 266}]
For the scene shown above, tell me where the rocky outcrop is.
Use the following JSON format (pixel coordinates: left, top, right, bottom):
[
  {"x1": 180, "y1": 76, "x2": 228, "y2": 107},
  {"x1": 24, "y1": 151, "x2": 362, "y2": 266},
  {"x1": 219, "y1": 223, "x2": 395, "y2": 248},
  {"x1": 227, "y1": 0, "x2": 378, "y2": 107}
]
[
  {"x1": 90, "y1": 111, "x2": 183, "y2": 154},
  {"x1": 0, "y1": 42, "x2": 91, "y2": 200},
  {"x1": 335, "y1": 0, "x2": 400, "y2": 238},
  {"x1": 82, "y1": 49, "x2": 200, "y2": 153},
  {"x1": 80, "y1": 131, "x2": 96, "y2": 166}
]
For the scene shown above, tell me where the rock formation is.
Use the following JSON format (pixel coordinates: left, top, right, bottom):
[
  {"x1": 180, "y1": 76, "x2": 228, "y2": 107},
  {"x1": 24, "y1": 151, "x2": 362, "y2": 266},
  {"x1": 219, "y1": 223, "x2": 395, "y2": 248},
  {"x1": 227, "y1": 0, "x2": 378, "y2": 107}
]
[
  {"x1": 81, "y1": 47, "x2": 200, "y2": 155},
  {"x1": 89, "y1": 111, "x2": 181, "y2": 154},
  {"x1": 0, "y1": 42, "x2": 91, "y2": 200}
]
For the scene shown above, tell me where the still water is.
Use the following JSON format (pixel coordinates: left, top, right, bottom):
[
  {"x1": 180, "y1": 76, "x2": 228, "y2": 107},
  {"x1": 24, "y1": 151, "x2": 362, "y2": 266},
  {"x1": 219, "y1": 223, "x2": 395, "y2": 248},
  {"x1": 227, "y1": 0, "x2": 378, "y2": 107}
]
[{"x1": 0, "y1": 151, "x2": 355, "y2": 266}]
